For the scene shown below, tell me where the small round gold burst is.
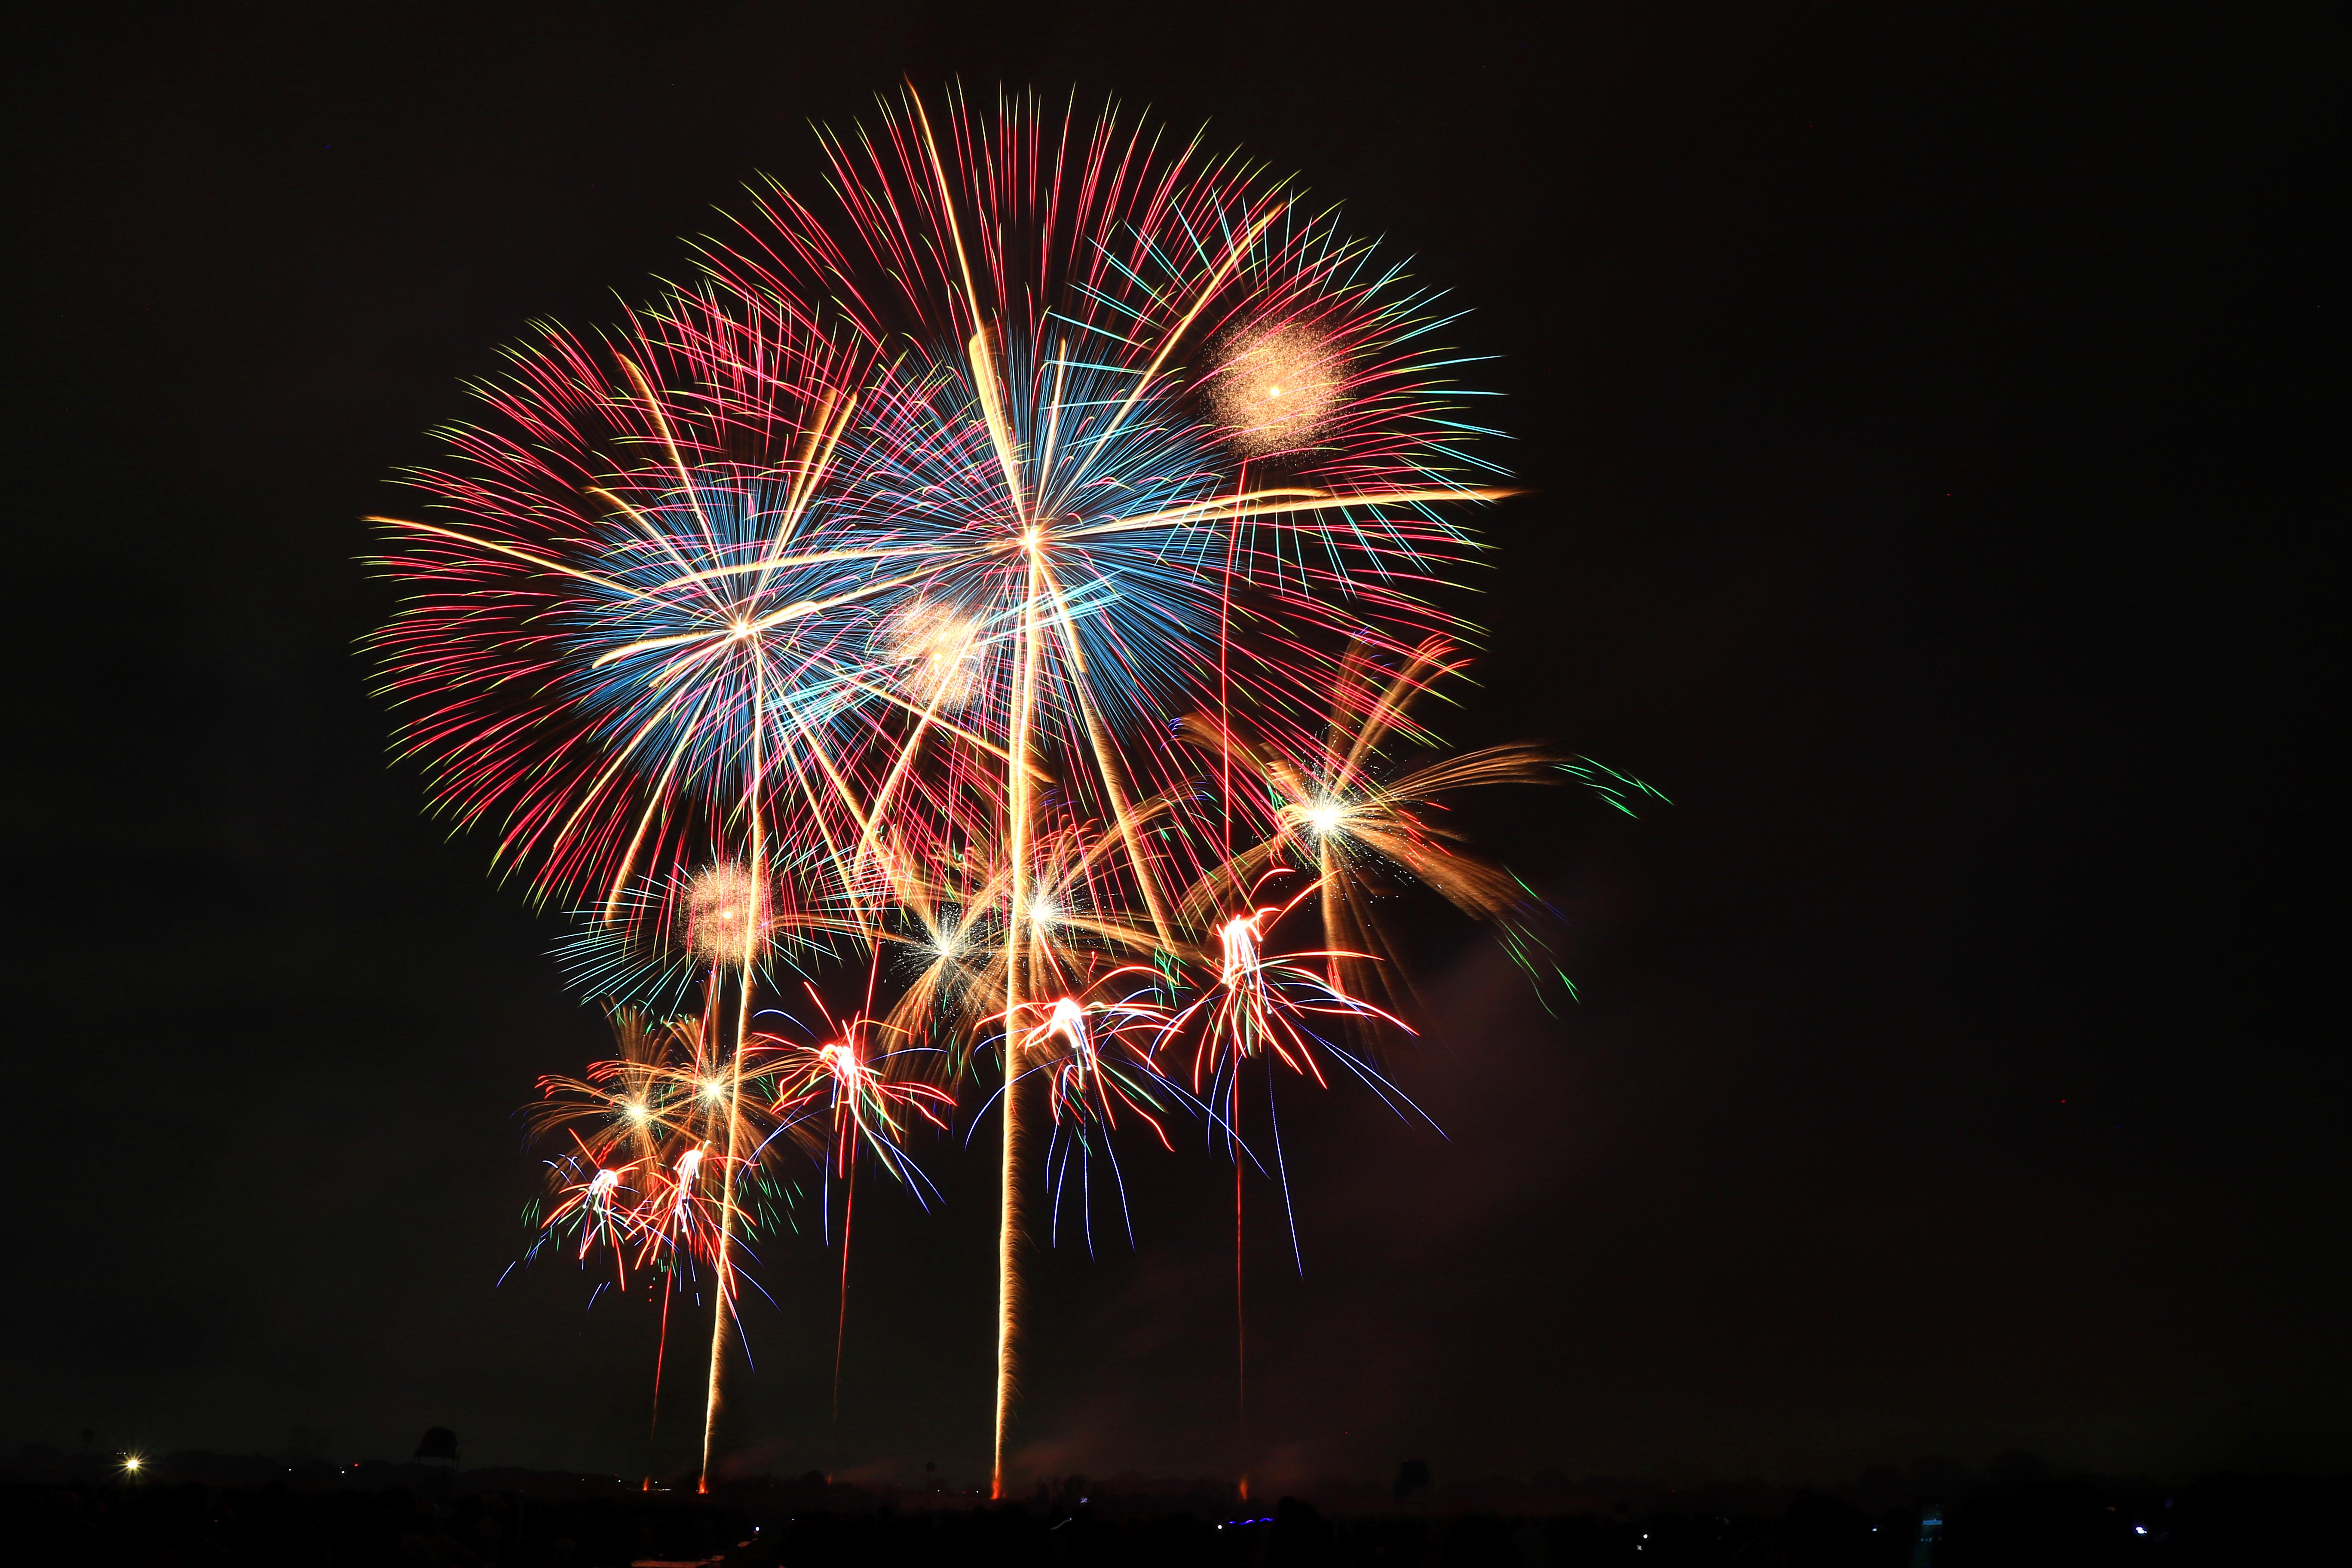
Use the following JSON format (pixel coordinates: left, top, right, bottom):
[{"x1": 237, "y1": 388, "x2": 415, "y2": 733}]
[
  {"x1": 1207, "y1": 323, "x2": 1344, "y2": 457},
  {"x1": 883, "y1": 602, "x2": 982, "y2": 708},
  {"x1": 682, "y1": 863, "x2": 772, "y2": 965}
]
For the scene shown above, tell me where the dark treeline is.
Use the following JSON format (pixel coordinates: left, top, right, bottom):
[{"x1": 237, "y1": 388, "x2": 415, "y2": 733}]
[{"x1": 5, "y1": 1452, "x2": 2340, "y2": 1564}]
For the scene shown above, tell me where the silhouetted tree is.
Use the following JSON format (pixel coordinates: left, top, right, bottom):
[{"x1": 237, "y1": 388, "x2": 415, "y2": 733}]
[
  {"x1": 1393, "y1": 1458, "x2": 1433, "y2": 1502},
  {"x1": 1780, "y1": 1494, "x2": 1872, "y2": 1567},
  {"x1": 1271, "y1": 1496, "x2": 1335, "y2": 1565},
  {"x1": 413, "y1": 1427, "x2": 459, "y2": 1465}
]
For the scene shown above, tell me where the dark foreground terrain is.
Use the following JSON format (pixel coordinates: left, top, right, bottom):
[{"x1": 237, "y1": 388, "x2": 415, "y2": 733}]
[{"x1": 3, "y1": 1458, "x2": 2341, "y2": 1566}]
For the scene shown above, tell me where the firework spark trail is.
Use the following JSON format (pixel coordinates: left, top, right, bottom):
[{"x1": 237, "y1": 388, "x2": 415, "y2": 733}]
[
  {"x1": 1169, "y1": 637, "x2": 1595, "y2": 1007},
  {"x1": 525, "y1": 903, "x2": 818, "y2": 1486},
  {"x1": 997, "y1": 982, "x2": 1186, "y2": 1258},
  {"x1": 1157, "y1": 877, "x2": 1428, "y2": 1187},
  {"x1": 755, "y1": 980, "x2": 955, "y2": 1422}
]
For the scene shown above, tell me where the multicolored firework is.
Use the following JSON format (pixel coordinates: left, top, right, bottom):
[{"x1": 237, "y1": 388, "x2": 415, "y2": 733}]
[
  {"x1": 522, "y1": 1005, "x2": 812, "y2": 1458},
  {"x1": 377, "y1": 85, "x2": 1642, "y2": 1494},
  {"x1": 1001, "y1": 979, "x2": 1189, "y2": 1253},
  {"x1": 526, "y1": 1012, "x2": 794, "y2": 1279}
]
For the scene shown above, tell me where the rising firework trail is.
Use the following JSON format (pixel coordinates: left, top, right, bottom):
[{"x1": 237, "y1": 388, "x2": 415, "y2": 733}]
[
  {"x1": 757, "y1": 979, "x2": 953, "y2": 1418},
  {"x1": 521, "y1": 997, "x2": 810, "y2": 1481}
]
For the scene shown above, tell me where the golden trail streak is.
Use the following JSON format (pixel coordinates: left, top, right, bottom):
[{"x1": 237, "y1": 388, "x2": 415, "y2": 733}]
[
  {"x1": 969, "y1": 327, "x2": 1028, "y2": 524},
  {"x1": 773, "y1": 390, "x2": 851, "y2": 545},
  {"x1": 1058, "y1": 487, "x2": 1524, "y2": 542},
  {"x1": 579, "y1": 484, "x2": 713, "y2": 598},
  {"x1": 750, "y1": 387, "x2": 862, "y2": 600},
  {"x1": 618, "y1": 356, "x2": 721, "y2": 554},
  {"x1": 909, "y1": 87, "x2": 986, "y2": 342},
  {"x1": 1341, "y1": 647, "x2": 1470, "y2": 789},
  {"x1": 701, "y1": 671, "x2": 769, "y2": 1494},
  {"x1": 542, "y1": 650, "x2": 735, "y2": 889},
  {"x1": 907, "y1": 88, "x2": 1036, "y2": 1495},
  {"x1": 644, "y1": 539, "x2": 973, "y2": 596},
  {"x1": 364, "y1": 517, "x2": 657, "y2": 603},
  {"x1": 600, "y1": 693, "x2": 713, "y2": 921},
  {"x1": 589, "y1": 560, "x2": 950, "y2": 668},
  {"x1": 834, "y1": 672, "x2": 1054, "y2": 781},
  {"x1": 1036, "y1": 340, "x2": 1069, "y2": 516},
  {"x1": 1034, "y1": 554, "x2": 1173, "y2": 945},
  {"x1": 1082, "y1": 206, "x2": 1286, "y2": 471},
  {"x1": 995, "y1": 540, "x2": 1044, "y2": 1502},
  {"x1": 1039, "y1": 913, "x2": 1162, "y2": 951},
  {"x1": 610, "y1": 481, "x2": 1511, "y2": 608},
  {"x1": 906, "y1": 83, "x2": 1088, "y2": 1502},
  {"x1": 855, "y1": 617, "x2": 985, "y2": 872}
]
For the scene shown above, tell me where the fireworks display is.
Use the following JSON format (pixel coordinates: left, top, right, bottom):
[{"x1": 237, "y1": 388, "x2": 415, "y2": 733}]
[{"x1": 373, "y1": 85, "x2": 1648, "y2": 1494}]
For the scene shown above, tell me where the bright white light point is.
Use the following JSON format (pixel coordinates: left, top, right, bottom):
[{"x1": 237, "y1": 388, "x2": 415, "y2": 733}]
[
  {"x1": 701, "y1": 1080, "x2": 725, "y2": 1102},
  {"x1": 625, "y1": 1101, "x2": 648, "y2": 1121},
  {"x1": 122, "y1": 1457, "x2": 142, "y2": 1472},
  {"x1": 1303, "y1": 801, "x2": 1345, "y2": 834},
  {"x1": 729, "y1": 620, "x2": 752, "y2": 639},
  {"x1": 1029, "y1": 897, "x2": 1060, "y2": 926}
]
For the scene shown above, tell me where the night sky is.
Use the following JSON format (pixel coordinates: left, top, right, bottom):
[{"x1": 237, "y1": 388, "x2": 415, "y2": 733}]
[{"x1": 8, "y1": 2, "x2": 2334, "y2": 1491}]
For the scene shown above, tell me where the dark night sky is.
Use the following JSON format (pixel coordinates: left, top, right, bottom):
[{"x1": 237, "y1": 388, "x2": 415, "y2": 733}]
[{"x1": 6, "y1": 2, "x2": 2335, "y2": 1490}]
